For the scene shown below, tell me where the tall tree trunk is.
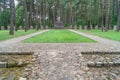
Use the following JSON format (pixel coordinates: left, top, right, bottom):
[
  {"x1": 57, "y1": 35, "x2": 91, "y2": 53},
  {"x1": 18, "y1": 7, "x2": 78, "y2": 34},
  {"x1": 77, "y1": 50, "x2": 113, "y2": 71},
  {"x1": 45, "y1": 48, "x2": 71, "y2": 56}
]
[
  {"x1": 116, "y1": 0, "x2": 119, "y2": 16},
  {"x1": 116, "y1": 0, "x2": 120, "y2": 32},
  {"x1": 112, "y1": 0, "x2": 115, "y2": 16},
  {"x1": 97, "y1": 0, "x2": 101, "y2": 27},
  {"x1": 29, "y1": 0, "x2": 33, "y2": 29},
  {"x1": 23, "y1": 0, "x2": 29, "y2": 32},
  {"x1": 14, "y1": 2, "x2": 17, "y2": 31},
  {"x1": 101, "y1": 0, "x2": 105, "y2": 32},
  {"x1": 105, "y1": 0, "x2": 110, "y2": 32},
  {"x1": 41, "y1": 0, "x2": 45, "y2": 28},
  {"x1": 69, "y1": 0, "x2": 73, "y2": 26},
  {"x1": 36, "y1": 0, "x2": 39, "y2": 31},
  {"x1": 9, "y1": 0, "x2": 15, "y2": 35}
]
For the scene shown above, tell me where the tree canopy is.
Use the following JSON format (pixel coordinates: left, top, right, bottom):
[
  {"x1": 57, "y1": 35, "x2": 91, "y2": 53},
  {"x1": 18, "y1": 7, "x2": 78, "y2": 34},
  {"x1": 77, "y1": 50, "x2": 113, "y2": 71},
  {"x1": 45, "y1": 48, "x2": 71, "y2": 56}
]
[{"x1": 0, "y1": 0, "x2": 120, "y2": 34}]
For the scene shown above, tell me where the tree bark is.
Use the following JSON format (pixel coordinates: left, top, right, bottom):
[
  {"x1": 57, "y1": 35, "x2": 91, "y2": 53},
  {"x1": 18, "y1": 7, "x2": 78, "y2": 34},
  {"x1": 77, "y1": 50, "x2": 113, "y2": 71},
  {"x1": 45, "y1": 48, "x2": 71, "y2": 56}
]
[
  {"x1": 69, "y1": 0, "x2": 73, "y2": 26},
  {"x1": 41, "y1": 0, "x2": 45, "y2": 28},
  {"x1": 29, "y1": 0, "x2": 34, "y2": 29},
  {"x1": 116, "y1": 0, "x2": 120, "y2": 32},
  {"x1": 9, "y1": 0, "x2": 15, "y2": 35},
  {"x1": 101, "y1": 0, "x2": 105, "y2": 32},
  {"x1": 35, "y1": 0, "x2": 39, "y2": 31},
  {"x1": 23, "y1": 0, "x2": 29, "y2": 32},
  {"x1": 105, "y1": 0, "x2": 110, "y2": 32}
]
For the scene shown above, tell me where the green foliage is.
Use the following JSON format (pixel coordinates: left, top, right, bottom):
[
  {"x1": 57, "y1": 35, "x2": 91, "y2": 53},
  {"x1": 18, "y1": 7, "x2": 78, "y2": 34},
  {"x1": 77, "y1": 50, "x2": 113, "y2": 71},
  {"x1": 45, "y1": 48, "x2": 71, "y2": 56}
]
[
  {"x1": 76, "y1": 19, "x2": 87, "y2": 26},
  {"x1": 111, "y1": 15, "x2": 117, "y2": 27},
  {"x1": 0, "y1": 10, "x2": 10, "y2": 28},
  {"x1": 16, "y1": 6, "x2": 24, "y2": 27},
  {"x1": 24, "y1": 30, "x2": 95, "y2": 43}
]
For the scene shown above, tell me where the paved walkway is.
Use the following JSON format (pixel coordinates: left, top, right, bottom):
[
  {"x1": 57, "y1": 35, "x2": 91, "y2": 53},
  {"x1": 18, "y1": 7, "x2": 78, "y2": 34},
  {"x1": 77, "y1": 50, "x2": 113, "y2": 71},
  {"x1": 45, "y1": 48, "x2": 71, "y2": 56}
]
[
  {"x1": 0, "y1": 30, "x2": 49, "y2": 44},
  {"x1": 70, "y1": 29, "x2": 120, "y2": 50},
  {"x1": 0, "y1": 29, "x2": 120, "y2": 80},
  {"x1": 0, "y1": 29, "x2": 120, "y2": 52}
]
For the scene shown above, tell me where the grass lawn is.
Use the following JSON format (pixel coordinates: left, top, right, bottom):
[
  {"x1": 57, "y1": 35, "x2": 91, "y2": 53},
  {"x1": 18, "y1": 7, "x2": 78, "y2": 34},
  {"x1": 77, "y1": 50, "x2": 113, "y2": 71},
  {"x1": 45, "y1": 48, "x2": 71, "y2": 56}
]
[
  {"x1": 0, "y1": 30, "x2": 36, "y2": 41},
  {"x1": 79, "y1": 30, "x2": 120, "y2": 41},
  {"x1": 24, "y1": 30, "x2": 95, "y2": 43}
]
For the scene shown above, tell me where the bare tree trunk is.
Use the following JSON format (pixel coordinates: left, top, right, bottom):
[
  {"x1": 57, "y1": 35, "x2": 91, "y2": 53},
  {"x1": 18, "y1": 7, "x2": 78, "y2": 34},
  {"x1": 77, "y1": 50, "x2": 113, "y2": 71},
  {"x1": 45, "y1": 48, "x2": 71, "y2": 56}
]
[
  {"x1": 41, "y1": 0, "x2": 45, "y2": 28},
  {"x1": 116, "y1": 0, "x2": 119, "y2": 16},
  {"x1": 116, "y1": 0, "x2": 120, "y2": 32},
  {"x1": 29, "y1": 0, "x2": 33, "y2": 29},
  {"x1": 9, "y1": 0, "x2": 15, "y2": 35},
  {"x1": 97, "y1": 0, "x2": 101, "y2": 26},
  {"x1": 35, "y1": 0, "x2": 39, "y2": 31},
  {"x1": 105, "y1": 0, "x2": 110, "y2": 32},
  {"x1": 112, "y1": 0, "x2": 115, "y2": 16},
  {"x1": 69, "y1": 0, "x2": 73, "y2": 26},
  {"x1": 23, "y1": 0, "x2": 29, "y2": 32},
  {"x1": 101, "y1": 0, "x2": 105, "y2": 32}
]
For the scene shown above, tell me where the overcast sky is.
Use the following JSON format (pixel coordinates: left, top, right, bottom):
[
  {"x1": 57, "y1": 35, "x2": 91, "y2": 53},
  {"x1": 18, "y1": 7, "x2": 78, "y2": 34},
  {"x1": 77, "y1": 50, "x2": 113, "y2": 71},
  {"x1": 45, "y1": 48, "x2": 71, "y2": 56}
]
[{"x1": 15, "y1": 0, "x2": 18, "y2": 6}]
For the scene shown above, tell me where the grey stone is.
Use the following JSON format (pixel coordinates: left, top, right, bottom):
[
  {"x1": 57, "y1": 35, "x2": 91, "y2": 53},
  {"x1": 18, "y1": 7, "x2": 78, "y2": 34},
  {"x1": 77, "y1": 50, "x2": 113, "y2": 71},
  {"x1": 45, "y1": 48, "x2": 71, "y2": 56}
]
[
  {"x1": 19, "y1": 26, "x2": 22, "y2": 30},
  {"x1": 109, "y1": 73, "x2": 117, "y2": 80},
  {"x1": 95, "y1": 25, "x2": 98, "y2": 29},
  {"x1": 79, "y1": 26, "x2": 82, "y2": 30},
  {"x1": 54, "y1": 21, "x2": 64, "y2": 29},
  {"x1": 7, "y1": 74, "x2": 15, "y2": 80},
  {"x1": 84, "y1": 25, "x2": 87, "y2": 29},
  {"x1": 0, "y1": 77, "x2": 2, "y2": 80},
  {"x1": 41, "y1": 26, "x2": 44, "y2": 29},
  {"x1": 7, "y1": 26, "x2": 10, "y2": 30},
  {"x1": 19, "y1": 77, "x2": 27, "y2": 80},
  {"x1": 30, "y1": 26, "x2": 33, "y2": 29},
  {"x1": 0, "y1": 62, "x2": 7, "y2": 68},
  {"x1": 1, "y1": 26, "x2": 4, "y2": 30},
  {"x1": 45, "y1": 25, "x2": 48, "y2": 29},
  {"x1": 74, "y1": 25, "x2": 77, "y2": 29},
  {"x1": 90, "y1": 25, "x2": 93, "y2": 29},
  {"x1": 70, "y1": 25, "x2": 72, "y2": 29},
  {"x1": 59, "y1": 77, "x2": 73, "y2": 80},
  {"x1": 114, "y1": 25, "x2": 117, "y2": 31}
]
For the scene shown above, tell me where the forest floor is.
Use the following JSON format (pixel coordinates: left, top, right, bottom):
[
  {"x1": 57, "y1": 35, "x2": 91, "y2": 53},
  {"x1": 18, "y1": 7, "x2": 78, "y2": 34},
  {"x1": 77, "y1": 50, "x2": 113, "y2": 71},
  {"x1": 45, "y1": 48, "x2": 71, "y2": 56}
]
[{"x1": 0, "y1": 29, "x2": 120, "y2": 80}]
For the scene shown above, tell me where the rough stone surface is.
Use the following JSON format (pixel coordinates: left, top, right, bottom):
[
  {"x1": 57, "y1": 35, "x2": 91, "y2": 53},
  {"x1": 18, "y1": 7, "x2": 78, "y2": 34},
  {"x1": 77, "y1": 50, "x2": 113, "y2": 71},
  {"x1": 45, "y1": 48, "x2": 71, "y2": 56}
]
[{"x1": 0, "y1": 30, "x2": 120, "y2": 80}]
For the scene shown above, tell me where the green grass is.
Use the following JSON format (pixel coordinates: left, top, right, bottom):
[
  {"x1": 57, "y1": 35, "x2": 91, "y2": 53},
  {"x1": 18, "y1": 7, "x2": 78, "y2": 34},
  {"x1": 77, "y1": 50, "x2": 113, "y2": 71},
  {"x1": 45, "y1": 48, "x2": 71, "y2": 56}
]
[
  {"x1": 24, "y1": 30, "x2": 95, "y2": 43},
  {"x1": 79, "y1": 30, "x2": 120, "y2": 41},
  {"x1": 0, "y1": 30, "x2": 36, "y2": 41}
]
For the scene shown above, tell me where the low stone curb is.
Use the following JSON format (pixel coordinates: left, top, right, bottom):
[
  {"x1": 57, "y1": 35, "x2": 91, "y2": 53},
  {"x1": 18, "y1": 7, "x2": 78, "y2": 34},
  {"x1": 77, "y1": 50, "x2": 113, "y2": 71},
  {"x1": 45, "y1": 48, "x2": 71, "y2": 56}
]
[
  {"x1": 87, "y1": 61, "x2": 120, "y2": 67},
  {"x1": 0, "y1": 61, "x2": 29, "y2": 68},
  {"x1": 0, "y1": 52, "x2": 34, "y2": 55},
  {"x1": 81, "y1": 52, "x2": 120, "y2": 55}
]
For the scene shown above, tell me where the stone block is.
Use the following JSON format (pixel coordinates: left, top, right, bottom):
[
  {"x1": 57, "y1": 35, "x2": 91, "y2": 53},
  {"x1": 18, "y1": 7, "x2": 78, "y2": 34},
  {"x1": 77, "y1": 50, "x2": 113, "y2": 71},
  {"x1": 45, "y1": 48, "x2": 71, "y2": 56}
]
[
  {"x1": 30, "y1": 26, "x2": 33, "y2": 29},
  {"x1": 45, "y1": 25, "x2": 48, "y2": 29},
  {"x1": 113, "y1": 25, "x2": 119, "y2": 31},
  {"x1": 90, "y1": 25, "x2": 93, "y2": 29},
  {"x1": 19, "y1": 26, "x2": 22, "y2": 30},
  {"x1": 84, "y1": 25, "x2": 87, "y2": 29},
  {"x1": 0, "y1": 62, "x2": 7, "y2": 68},
  {"x1": 7, "y1": 26, "x2": 10, "y2": 30},
  {"x1": 74, "y1": 25, "x2": 77, "y2": 29},
  {"x1": 1, "y1": 26, "x2": 4, "y2": 30},
  {"x1": 95, "y1": 25, "x2": 98, "y2": 29},
  {"x1": 19, "y1": 77, "x2": 27, "y2": 80},
  {"x1": 41, "y1": 25, "x2": 44, "y2": 29}
]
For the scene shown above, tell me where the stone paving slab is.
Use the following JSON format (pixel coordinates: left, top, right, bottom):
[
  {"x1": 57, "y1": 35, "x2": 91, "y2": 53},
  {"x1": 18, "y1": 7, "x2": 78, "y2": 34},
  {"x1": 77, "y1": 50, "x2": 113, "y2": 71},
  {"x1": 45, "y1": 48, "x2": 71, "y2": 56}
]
[
  {"x1": 0, "y1": 43, "x2": 119, "y2": 53},
  {"x1": 69, "y1": 29, "x2": 120, "y2": 50},
  {"x1": 27, "y1": 50, "x2": 120, "y2": 80},
  {"x1": 0, "y1": 29, "x2": 120, "y2": 80}
]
